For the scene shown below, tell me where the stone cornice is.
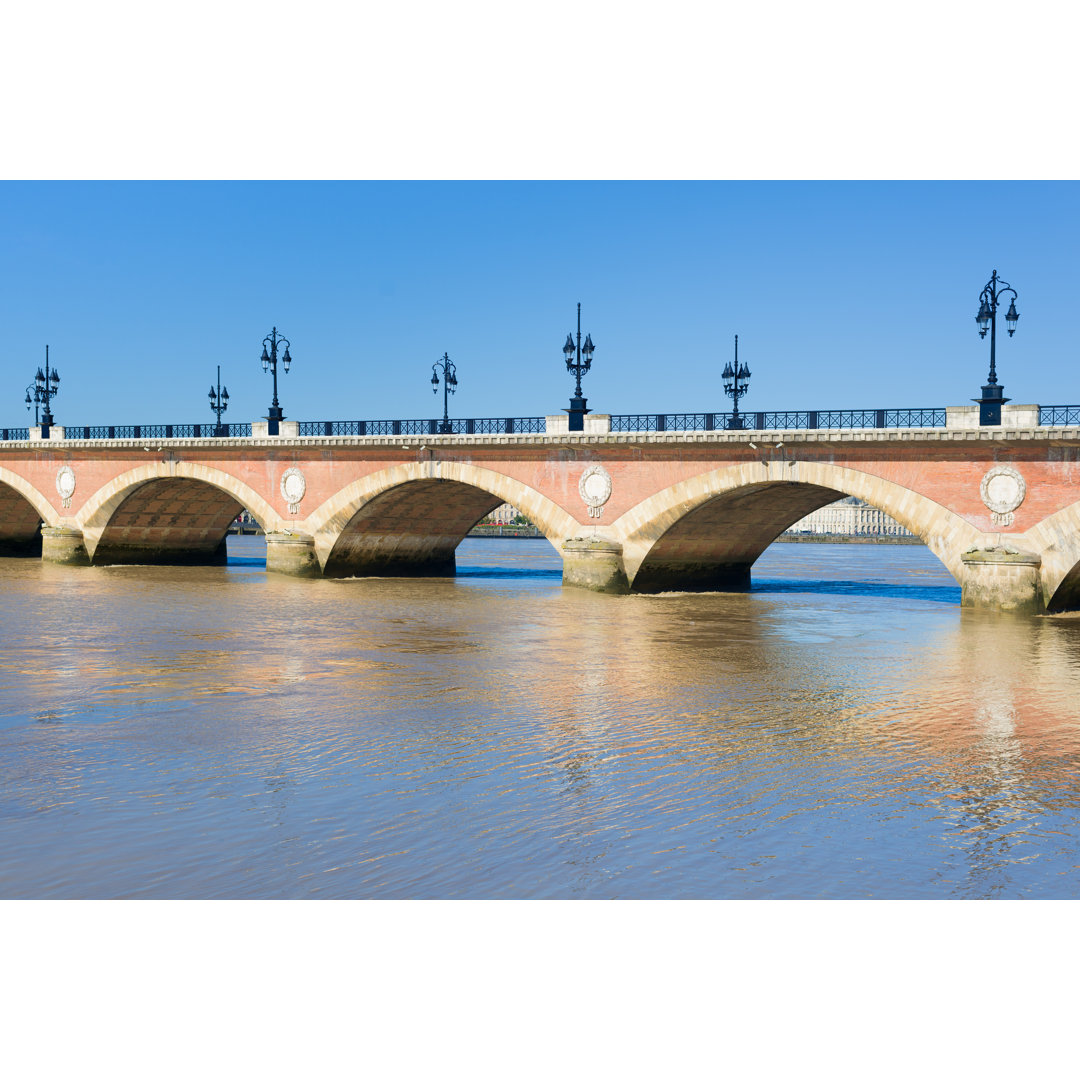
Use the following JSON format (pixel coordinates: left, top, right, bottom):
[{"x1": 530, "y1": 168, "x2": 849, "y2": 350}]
[{"x1": 3, "y1": 425, "x2": 1080, "y2": 452}]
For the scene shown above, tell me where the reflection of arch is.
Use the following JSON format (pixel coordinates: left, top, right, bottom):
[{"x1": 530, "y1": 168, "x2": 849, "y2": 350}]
[
  {"x1": 77, "y1": 463, "x2": 278, "y2": 563},
  {"x1": 305, "y1": 461, "x2": 577, "y2": 574},
  {"x1": 0, "y1": 465, "x2": 52, "y2": 556},
  {"x1": 1021, "y1": 498, "x2": 1080, "y2": 612},
  {"x1": 612, "y1": 461, "x2": 981, "y2": 591}
]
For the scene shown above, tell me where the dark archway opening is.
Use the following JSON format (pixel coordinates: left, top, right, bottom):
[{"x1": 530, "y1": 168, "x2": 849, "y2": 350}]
[
  {"x1": 323, "y1": 479, "x2": 502, "y2": 578},
  {"x1": 93, "y1": 478, "x2": 244, "y2": 566},
  {"x1": 0, "y1": 484, "x2": 44, "y2": 557},
  {"x1": 1047, "y1": 562, "x2": 1080, "y2": 614},
  {"x1": 632, "y1": 482, "x2": 856, "y2": 593}
]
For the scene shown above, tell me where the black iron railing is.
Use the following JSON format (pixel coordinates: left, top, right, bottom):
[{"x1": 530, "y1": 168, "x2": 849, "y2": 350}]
[
  {"x1": 1039, "y1": 406, "x2": 1080, "y2": 425},
  {"x1": 609, "y1": 408, "x2": 948, "y2": 432},
  {"x1": 296, "y1": 417, "x2": 546, "y2": 437},
  {"x1": 64, "y1": 422, "x2": 253, "y2": 439},
  {"x1": 11, "y1": 407, "x2": 1080, "y2": 440}
]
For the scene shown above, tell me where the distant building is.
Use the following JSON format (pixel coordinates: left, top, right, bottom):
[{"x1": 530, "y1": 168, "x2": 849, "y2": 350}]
[
  {"x1": 785, "y1": 496, "x2": 914, "y2": 537},
  {"x1": 482, "y1": 503, "x2": 525, "y2": 525}
]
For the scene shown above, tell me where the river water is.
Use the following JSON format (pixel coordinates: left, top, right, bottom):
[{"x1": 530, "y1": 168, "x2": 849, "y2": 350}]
[{"x1": 1, "y1": 535, "x2": 1079, "y2": 899}]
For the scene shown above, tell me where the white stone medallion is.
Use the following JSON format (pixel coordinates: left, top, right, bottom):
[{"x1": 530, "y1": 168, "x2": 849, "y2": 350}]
[
  {"x1": 56, "y1": 465, "x2": 76, "y2": 509},
  {"x1": 579, "y1": 464, "x2": 613, "y2": 519},
  {"x1": 980, "y1": 464, "x2": 1026, "y2": 528},
  {"x1": 280, "y1": 467, "x2": 307, "y2": 515}
]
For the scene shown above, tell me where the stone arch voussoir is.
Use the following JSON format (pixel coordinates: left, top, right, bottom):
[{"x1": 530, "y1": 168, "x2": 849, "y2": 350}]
[
  {"x1": 609, "y1": 460, "x2": 983, "y2": 586},
  {"x1": 1018, "y1": 497, "x2": 1080, "y2": 611},
  {"x1": 0, "y1": 464, "x2": 57, "y2": 525},
  {"x1": 304, "y1": 460, "x2": 578, "y2": 569},
  {"x1": 76, "y1": 462, "x2": 281, "y2": 558}
]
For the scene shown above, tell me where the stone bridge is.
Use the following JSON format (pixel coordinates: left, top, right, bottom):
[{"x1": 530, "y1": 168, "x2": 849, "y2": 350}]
[{"x1": 4, "y1": 406, "x2": 1080, "y2": 614}]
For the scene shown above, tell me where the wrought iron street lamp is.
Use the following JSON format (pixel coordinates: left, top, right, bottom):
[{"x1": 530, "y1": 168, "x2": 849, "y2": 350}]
[
  {"x1": 260, "y1": 327, "x2": 292, "y2": 435},
  {"x1": 562, "y1": 302, "x2": 595, "y2": 431},
  {"x1": 33, "y1": 345, "x2": 60, "y2": 438},
  {"x1": 431, "y1": 352, "x2": 458, "y2": 434},
  {"x1": 974, "y1": 269, "x2": 1019, "y2": 425},
  {"x1": 208, "y1": 365, "x2": 230, "y2": 436},
  {"x1": 722, "y1": 334, "x2": 751, "y2": 430}
]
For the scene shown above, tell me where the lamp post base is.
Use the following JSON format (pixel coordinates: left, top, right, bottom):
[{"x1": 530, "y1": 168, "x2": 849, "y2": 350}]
[
  {"x1": 565, "y1": 395, "x2": 590, "y2": 432},
  {"x1": 975, "y1": 384, "x2": 1009, "y2": 426}
]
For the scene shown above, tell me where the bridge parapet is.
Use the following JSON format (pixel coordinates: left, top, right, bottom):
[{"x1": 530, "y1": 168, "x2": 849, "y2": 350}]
[{"x1": 6, "y1": 400, "x2": 1080, "y2": 448}]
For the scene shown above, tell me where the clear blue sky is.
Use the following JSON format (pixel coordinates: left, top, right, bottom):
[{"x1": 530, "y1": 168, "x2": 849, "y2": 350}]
[{"x1": 2, "y1": 181, "x2": 1077, "y2": 427}]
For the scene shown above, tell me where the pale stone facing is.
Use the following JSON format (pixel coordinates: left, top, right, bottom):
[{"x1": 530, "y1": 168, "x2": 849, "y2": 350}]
[
  {"x1": 947, "y1": 403, "x2": 1040, "y2": 430},
  {"x1": 544, "y1": 414, "x2": 612, "y2": 434},
  {"x1": 41, "y1": 526, "x2": 89, "y2": 566},
  {"x1": 251, "y1": 420, "x2": 300, "y2": 438},
  {"x1": 960, "y1": 547, "x2": 1043, "y2": 615},
  {"x1": 561, "y1": 537, "x2": 629, "y2": 594},
  {"x1": 265, "y1": 532, "x2": 320, "y2": 577}
]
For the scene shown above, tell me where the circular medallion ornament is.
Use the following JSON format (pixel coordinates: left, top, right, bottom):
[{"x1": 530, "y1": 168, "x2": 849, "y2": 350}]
[
  {"x1": 56, "y1": 465, "x2": 75, "y2": 508},
  {"x1": 280, "y1": 467, "x2": 306, "y2": 515},
  {"x1": 578, "y1": 464, "x2": 612, "y2": 519},
  {"x1": 981, "y1": 464, "x2": 1025, "y2": 527}
]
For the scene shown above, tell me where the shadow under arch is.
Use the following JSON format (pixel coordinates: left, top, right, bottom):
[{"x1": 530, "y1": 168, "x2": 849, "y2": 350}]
[
  {"x1": 1020, "y1": 498, "x2": 1080, "y2": 612},
  {"x1": 0, "y1": 465, "x2": 53, "y2": 556},
  {"x1": 304, "y1": 461, "x2": 578, "y2": 577},
  {"x1": 611, "y1": 460, "x2": 982, "y2": 593},
  {"x1": 77, "y1": 463, "x2": 278, "y2": 565}
]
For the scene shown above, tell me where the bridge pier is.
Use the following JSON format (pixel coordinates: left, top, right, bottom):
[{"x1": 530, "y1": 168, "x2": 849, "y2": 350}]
[
  {"x1": 960, "y1": 547, "x2": 1044, "y2": 616},
  {"x1": 561, "y1": 537, "x2": 629, "y2": 594},
  {"x1": 41, "y1": 526, "x2": 91, "y2": 566},
  {"x1": 265, "y1": 532, "x2": 321, "y2": 577}
]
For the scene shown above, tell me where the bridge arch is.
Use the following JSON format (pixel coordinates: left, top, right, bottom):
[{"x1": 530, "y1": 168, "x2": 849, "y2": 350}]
[
  {"x1": 1019, "y1": 498, "x2": 1080, "y2": 612},
  {"x1": 0, "y1": 465, "x2": 54, "y2": 556},
  {"x1": 304, "y1": 460, "x2": 578, "y2": 576},
  {"x1": 77, "y1": 462, "x2": 280, "y2": 564},
  {"x1": 611, "y1": 460, "x2": 983, "y2": 592}
]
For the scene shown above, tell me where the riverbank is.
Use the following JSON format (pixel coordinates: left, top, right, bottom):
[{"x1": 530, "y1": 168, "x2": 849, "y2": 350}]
[
  {"x1": 468, "y1": 527, "x2": 921, "y2": 544},
  {"x1": 231, "y1": 525, "x2": 919, "y2": 544},
  {"x1": 776, "y1": 533, "x2": 923, "y2": 545},
  {"x1": 467, "y1": 525, "x2": 541, "y2": 538}
]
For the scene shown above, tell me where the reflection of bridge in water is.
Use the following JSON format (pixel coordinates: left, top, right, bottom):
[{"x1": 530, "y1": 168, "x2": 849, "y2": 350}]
[{"x1": 3, "y1": 403, "x2": 1080, "y2": 614}]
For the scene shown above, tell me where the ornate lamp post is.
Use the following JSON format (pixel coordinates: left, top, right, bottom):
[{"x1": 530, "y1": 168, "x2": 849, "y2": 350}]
[
  {"x1": 208, "y1": 365, "x2": 230, "y2": 436},
  {"x1": 431, "y1": 352, "x2": 458, "y2": 434},
  {"x1": 33, "y1": 346, "x2": 60, "y2": 438},
  {"x1": 562, "y1": 302, "x2": 595, "y2": 431},
  {"x1": 974, "y1": 270, "x2": 1019, "y2": 425},
  {"x1": 722, "y1": 334, "x2": 751, "y2": 430},
  {"x1": 260, "y1": 327, "x2": 292, "y2": 435}
]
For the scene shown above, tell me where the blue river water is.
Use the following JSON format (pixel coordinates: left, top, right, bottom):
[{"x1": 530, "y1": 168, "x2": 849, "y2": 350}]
[{"x1": 0, "y1": 536, "x2": 1078, "y2": 899}]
